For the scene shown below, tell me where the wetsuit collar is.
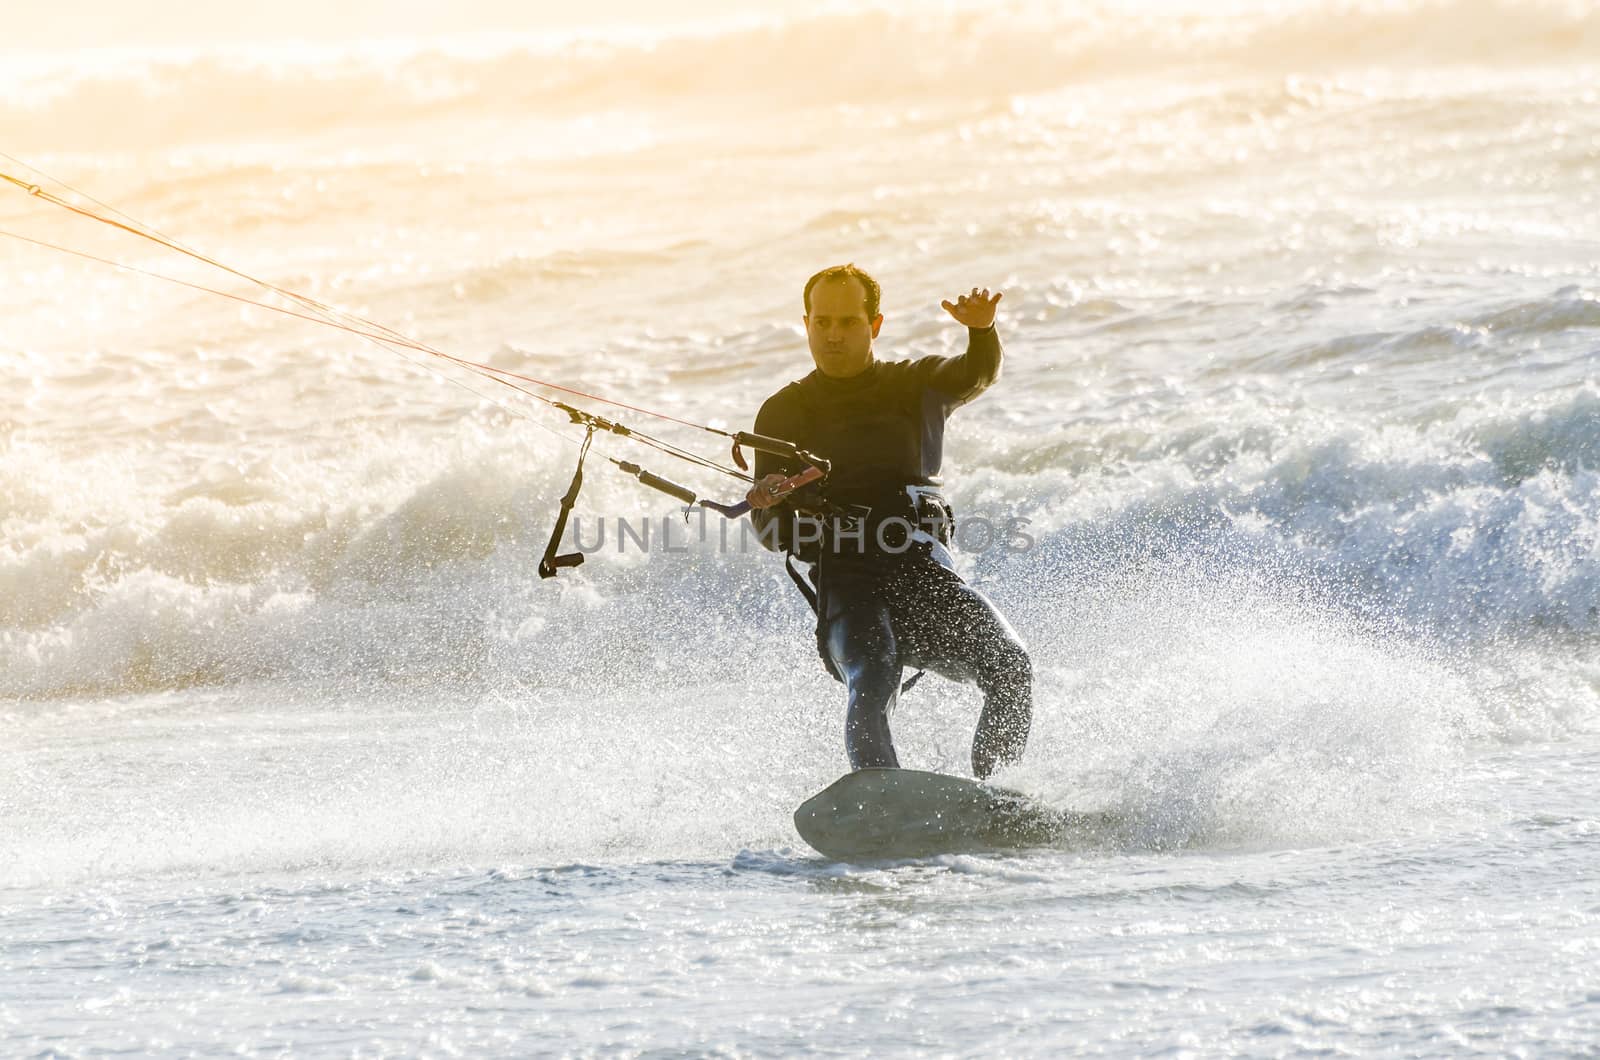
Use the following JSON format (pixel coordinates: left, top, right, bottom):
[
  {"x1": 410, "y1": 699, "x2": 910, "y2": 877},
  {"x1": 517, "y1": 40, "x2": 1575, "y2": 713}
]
[{"x1": 807, "y1": 359, "x2": 879, "y2": 391}]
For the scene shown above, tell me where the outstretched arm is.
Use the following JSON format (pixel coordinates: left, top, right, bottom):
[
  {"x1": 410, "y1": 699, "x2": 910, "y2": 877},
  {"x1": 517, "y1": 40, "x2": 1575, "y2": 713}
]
[{"x1": 922, "y1": 287, "x2": 1006, "y2": 406}]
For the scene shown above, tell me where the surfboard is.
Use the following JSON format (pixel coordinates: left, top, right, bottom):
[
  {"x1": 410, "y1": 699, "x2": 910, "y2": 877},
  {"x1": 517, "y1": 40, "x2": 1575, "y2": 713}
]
[{"x1": 794, "y1": 767, "x2": 1111, "y2": 860}]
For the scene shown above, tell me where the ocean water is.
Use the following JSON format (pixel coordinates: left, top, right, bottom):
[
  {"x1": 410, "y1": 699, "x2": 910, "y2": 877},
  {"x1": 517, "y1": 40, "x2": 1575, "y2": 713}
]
[{"x1": 3, "y1": 0, "x2": 1599, "y2": 1054}]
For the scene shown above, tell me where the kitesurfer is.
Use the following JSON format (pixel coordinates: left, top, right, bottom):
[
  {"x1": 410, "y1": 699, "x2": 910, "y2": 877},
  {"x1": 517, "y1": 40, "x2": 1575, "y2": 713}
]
[{"x1": 746, "y1": 265, "x2": 1031, "y2": 780}]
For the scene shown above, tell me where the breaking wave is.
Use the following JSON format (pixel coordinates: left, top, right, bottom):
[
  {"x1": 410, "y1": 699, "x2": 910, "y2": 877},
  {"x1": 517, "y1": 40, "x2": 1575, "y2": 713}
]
[{"x1": 3, "y1": 376, "x2": 1595, "y2": 702}]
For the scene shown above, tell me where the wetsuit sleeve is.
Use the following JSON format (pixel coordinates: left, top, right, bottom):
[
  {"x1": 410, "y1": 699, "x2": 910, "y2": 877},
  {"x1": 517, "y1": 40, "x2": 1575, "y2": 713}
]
[
  {"x1": 748, "y1": 389, "x2": 809, "y2": 555},
  {"x1": 917, "y1": 325, "x2": 1003, "y2": 408}
]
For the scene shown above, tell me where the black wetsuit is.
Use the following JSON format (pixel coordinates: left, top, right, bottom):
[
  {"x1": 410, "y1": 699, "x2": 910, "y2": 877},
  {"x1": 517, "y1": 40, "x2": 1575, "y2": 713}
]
[{"x1": 750, "y1": 326, "x2": 1031, "y2": 779}]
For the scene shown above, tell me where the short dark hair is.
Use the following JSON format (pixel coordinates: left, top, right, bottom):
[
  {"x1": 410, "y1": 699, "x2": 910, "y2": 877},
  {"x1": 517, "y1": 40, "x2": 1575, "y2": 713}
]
[{"x1": 803, "y1": 263, "x2": 881, "y2": 319}]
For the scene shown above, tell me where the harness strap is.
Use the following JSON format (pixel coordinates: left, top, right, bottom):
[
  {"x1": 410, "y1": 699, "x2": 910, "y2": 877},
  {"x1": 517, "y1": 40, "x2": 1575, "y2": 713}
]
[
  {"x1": 784, "y1": 552, "x2": 820, "y2": 612},
  {"x1": 786, "y1": 552, "x2": 925, "y2": 695},
  {"x1": 538, "y1": 427, "x2": 595, "y2": 578}
]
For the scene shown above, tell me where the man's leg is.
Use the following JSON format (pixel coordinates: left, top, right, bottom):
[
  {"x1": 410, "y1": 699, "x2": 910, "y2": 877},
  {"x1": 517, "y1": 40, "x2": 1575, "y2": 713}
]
[
  {"x1": 897, "y1": 563, "x2": 1033, "y2": 780},
  {"x1": 822, "y1": 587, "x2": 904, "y2": 771},
  {"x1": 968, "y1": 625, "x2": 1032, "y2": 780}
]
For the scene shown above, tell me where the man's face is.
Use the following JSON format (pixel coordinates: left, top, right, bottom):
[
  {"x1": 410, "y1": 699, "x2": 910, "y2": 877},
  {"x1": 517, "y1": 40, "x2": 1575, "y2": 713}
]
[{"x1": 805, "y1": 277, "x2": 883, "y2": 379}]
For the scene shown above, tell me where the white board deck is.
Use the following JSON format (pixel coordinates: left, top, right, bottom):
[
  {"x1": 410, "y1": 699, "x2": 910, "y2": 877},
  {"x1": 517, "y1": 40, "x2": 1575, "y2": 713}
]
[{"x1": 794, "y1": 767, "x2": 1113, "y2": 861}]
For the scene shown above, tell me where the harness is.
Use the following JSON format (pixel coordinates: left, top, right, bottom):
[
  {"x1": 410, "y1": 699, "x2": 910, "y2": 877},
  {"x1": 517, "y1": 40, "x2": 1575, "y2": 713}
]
[{"x1": 782, "y1": 483, "x2": 955, "y2": 693}]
